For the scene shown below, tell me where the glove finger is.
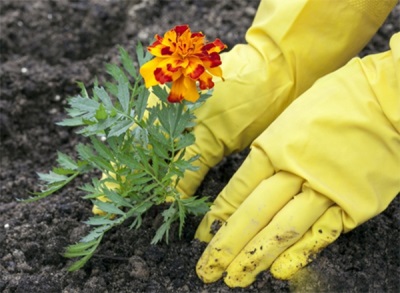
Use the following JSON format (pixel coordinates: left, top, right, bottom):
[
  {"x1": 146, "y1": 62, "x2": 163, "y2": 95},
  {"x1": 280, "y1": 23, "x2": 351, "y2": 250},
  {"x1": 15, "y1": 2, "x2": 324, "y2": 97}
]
[
  {"x1": 194, "y1": 145, "x2": 276, "y2": 242},
  {"x1": 270, "y1": 205, "x2": 343, "y2": 280},
  {"x1": 223, "y1": 187, "x2": 333, "y2": 288},
  {"x1": 196, "y1": 171, "x2": 303, "y2": 283}
]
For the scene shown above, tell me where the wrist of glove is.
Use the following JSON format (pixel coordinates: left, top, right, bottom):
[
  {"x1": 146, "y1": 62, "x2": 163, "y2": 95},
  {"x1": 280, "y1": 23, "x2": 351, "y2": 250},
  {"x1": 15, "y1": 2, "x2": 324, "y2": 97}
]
[{"x1": 195, "y1": 33, "x2": 400, "y2": 288}]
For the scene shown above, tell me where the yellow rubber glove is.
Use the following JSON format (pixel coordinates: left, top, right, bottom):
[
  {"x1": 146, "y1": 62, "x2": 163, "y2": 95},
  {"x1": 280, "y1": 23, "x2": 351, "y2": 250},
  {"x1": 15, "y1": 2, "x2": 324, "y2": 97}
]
[
  {"x1": 195, "y1": 33, "x2": 400, "y2": 288},
  {"x1": 177, "y1": 0, "x2": 396, "y2": 197}
]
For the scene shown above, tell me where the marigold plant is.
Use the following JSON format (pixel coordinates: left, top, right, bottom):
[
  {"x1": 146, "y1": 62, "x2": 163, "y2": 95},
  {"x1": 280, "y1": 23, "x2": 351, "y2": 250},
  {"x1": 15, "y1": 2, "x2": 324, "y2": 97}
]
[{"x1": 26, "y1": 25, "x2": 226, "y2": 271}]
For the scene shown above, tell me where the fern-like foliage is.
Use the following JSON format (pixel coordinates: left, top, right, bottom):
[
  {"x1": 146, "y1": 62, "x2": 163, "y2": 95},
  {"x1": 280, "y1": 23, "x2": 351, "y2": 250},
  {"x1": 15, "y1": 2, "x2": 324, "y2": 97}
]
[{"x1": 26, "y1": 43, "x2": 210, "y2": 271}]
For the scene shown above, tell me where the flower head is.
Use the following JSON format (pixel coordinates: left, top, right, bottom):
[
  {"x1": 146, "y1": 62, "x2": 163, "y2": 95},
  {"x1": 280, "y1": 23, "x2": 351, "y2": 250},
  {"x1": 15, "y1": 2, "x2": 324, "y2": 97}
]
[{"x1": 140, "y1": 24, "x2": 227, "y2": 103}]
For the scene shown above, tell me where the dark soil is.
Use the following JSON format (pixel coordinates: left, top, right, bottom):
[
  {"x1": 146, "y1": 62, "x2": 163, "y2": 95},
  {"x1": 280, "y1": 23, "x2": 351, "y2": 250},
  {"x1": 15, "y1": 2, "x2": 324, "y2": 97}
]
[{"x1": 0, "y1": 1, "x2": 399, "y2": 292}]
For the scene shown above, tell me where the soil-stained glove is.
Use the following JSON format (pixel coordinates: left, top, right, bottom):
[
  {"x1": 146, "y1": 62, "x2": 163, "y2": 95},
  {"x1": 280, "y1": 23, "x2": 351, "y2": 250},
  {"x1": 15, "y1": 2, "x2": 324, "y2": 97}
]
[
  {"x1": 195, "y1": 33, "x2": 400, "y2": 288},
  {"x1": 177, "y1": 0, "x2": 396, "y2": 197}
]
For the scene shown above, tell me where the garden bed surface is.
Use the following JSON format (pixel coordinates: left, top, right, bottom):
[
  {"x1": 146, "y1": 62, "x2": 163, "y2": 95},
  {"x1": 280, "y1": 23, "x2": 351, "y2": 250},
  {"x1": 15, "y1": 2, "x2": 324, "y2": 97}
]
[{"x1": 0, "y1": 1, "x2": 399, "y2": 292}]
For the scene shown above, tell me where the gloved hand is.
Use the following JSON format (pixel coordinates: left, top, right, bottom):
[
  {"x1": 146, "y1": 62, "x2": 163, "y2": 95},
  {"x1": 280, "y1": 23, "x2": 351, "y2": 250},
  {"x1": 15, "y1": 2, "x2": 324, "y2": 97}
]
[
  {"x1": 176, "y1": 0, "x2": 396, "y2": 197},
  {"x1": 195, "y1": 33, "x2": 400, "y2": 288}
]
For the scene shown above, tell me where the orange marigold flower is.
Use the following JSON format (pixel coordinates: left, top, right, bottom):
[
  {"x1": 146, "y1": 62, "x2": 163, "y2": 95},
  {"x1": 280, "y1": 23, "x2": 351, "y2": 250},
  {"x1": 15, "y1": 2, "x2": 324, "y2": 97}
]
[{"x1": 140, "y1": 24, "x2": 227, "y2": 103}]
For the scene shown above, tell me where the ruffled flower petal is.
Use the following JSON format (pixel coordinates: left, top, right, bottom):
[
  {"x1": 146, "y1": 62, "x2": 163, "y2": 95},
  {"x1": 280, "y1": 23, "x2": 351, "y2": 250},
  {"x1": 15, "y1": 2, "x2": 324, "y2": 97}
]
[
  {"x1": 198, "y1": 71, "x2": 214, "y2": 90},
  {"x1": 168, "y1": 76, "x2": 199, "y2": 103},
  {"x1": 139, "y1": 57, "x2": 163, "y2": 88},
  {"x1": 140, "y1": 24, "x2": 226, "y2": 103}
]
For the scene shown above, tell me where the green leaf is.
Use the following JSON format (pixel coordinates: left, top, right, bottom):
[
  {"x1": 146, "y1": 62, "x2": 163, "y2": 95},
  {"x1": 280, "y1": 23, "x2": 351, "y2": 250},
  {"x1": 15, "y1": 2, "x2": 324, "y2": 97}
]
[
  {"x1": 141, "y1": 182, "x2": 159, "y2": 193},
  {"x1": 90, "y1": 137, "x2": 114, "y2": 162},
  {"x1": 52, "y1": 167, "x2": 77, "y2": 175},
  {"x1": 104, "y1": 81, "x2": 119, "y2": 97},
  {"x1": 69, "y1": 96, "x2": 100, "y2": 116},
  {"x1": 77, "y1": 82, "x2": 89, "y2": 99},
  {"x1": 107, "y1": 119, "x2": 134, "y2": 138},
  {"x1": 130, "y1": 175, "x2": 153, "y2": 185},
  {"x1": 182, "y1": 196, "x2": 210, "y2": 216},
  {"x1": 117, "y1": 80, "x2": 130, "y2": 113},
  {"x1": 175, "y1": 133, "x2": 195, "y2": 150},
  {"x1": 119, "y1": 46, "x2": 137, "y2": 78},
  {"x1": 106, "y1": 63, "x2": 128, "y2": 84},
  {"x1": 93, "y1": 200, "x2": 125, "y2": 215},
  {"x1": 85, "y1": 217, "x2": 115, "y2": 226},
  {"x1": 95, "y1": 103, "x2": 107, "y2": 120},
  {"x1": 90, "y1": 156, "x2": 115, "y2": 172},
  {"x1": 78, "y1": 115, "x2": 119, "y2": 136},
  {"x1": 136, "y1": 41, "x2": 153, "y2": 67},
  {"x1": 151, "y1": 204, "x2": 177, "y2": 244},
  {"x1": 56, "y1": 117, "x2": 84, "y2": 127},
  {"x1": 56, "y1": 152, "x2": 79, "y2": 170},
  {"x1": 135, "y1": 88, "x2": 149, "y2": 121},
  {"x1": 37, "y1": 171, "x2": 68, "y2": 184},
  {"x1": 103, "y1": 188, "x2": 133, "y2": 208},
  {"x1": 81, "y1": 181, "x2": 103, "y2": 199},
  {"x1": 151, "y1": 85, "x2": 169, "y2": 103},
  {"x1": 93, "y1": 86, "x2": 114, "y2": 110},
  {"x1": 80, "y1": 225, "x2": 111, "y2": 243},
  {"x1": 177, "y1": 200, "x2": 186, "y2": 237},
  {"x1": 65, "y1": 239, "x2": 98, "y2": 254},
  {"x1": 23, "y1": 171, "x2": 80, "y2": 202},
  {"x1": 76, "y1": 143, "x2": 95, "y2": 161},
  {"x1": 67, "y1": 254, "x2": 93, "y2": 271}
]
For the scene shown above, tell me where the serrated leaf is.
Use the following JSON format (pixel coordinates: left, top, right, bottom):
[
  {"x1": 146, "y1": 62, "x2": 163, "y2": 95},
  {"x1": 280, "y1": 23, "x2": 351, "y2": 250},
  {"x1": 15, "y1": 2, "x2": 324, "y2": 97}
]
[
  {"x1": 91, "y1": 156, "x2": 115, "y2": 172},
  {"x1": 93, "y1": 200, "x2": 125, "y2": 215},
  {"x1": 182, "y1": 196, "x2": 210, "y2": 216},
  {"x1": 65, "y1": 239, "x2": 98, "y2": 254},
  {"x1": 151, "y1": 85, "x2": 169, "y2": 103},
  {"x1": 107, "y1": 119, "x2": 134, "y2": 138},
  {"x1": 64, "y1": 239, "x2": 99, "y2": 258},
  {"x1": 151, "y1": 205, "x2": 177, "y2": 244},
  {"x1": 113, "y1": 153, "x2": 141, "y2": 171},
  {"x1": 90, "y1": 137, "x2": 114, "y2": 162},
  {"x1": 106, "y1": 63, "x2": 128, "y2": 84},
  {"x1": 81, "y1": 182, "x2": 103, "y2": 199},
  {"x1": 85, "y1": 217, "x2": 115, "y2": 226},
  {"x1": 103, "y1": 188, "x2": 133, "y2": 208},
  {"x1": 131, "y1": 175, "x2": 153, "y2": 185},
  {"x1": 76, "y1": 143, "x2": 95, "y2": 161},
  {"x1": 79, "y1": 115, "x2": 119, "y2": 135},
  {"x1": 80, "y1": 225, "x2": 111, "y2": 243},
  {"x1": 175, "y1": 133, "x2": 195, "y2": 150},
  {"x1": 37, "y1": 171, "x2": 68, "y2": 183},
  {"x1": 93, "y1": 86, "x2": 113, "y2": 110},
  {"x1": 141, "y1": 182, "x2": 159, "y2": 193},
  {"x1": 177, "y1": 200, "x2": 186, "y2": 237},
  {"x1": 56, "y1": 152, "x2": 79, "y2": 170},
  {"x1": 52, "y1": 167, "x2": 77, "y2": 175},
  {"x1": 151, "y1": 141, "x2": 170, "y2": 160},
  {"x1": 77, "y1": 82, "x2": 89, "y2": 99},
  {"x1": 69, "y1": 96, "x2": 100, "y2": 114},
  {"x1": 95, "y1": 103, "x2": 108, "y2": 120},
  {"x1": 67, "y1": 254, "x2": 93, "y2": 272},
  {"x1": 136, "y1": 41, "x2": 153, "y2": 67},
  {"x1": 135, "y1": 88, "x2": 149, "y2": 120},
  {"x1": 117, "y1": 80, "x2": 130, "y2": 113},
  {"x1": 23, "y1": 171, "x2": 80, "y2": 202},
  {"x1": 119, "y1": 46, "x2": 137, "y2": 78},
  {"x1": 104, "y1": 81, "x2": 119, "y2": 97},
  {"x1": 56, "y1": 117, "x2": 84, "y2": 127}
]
